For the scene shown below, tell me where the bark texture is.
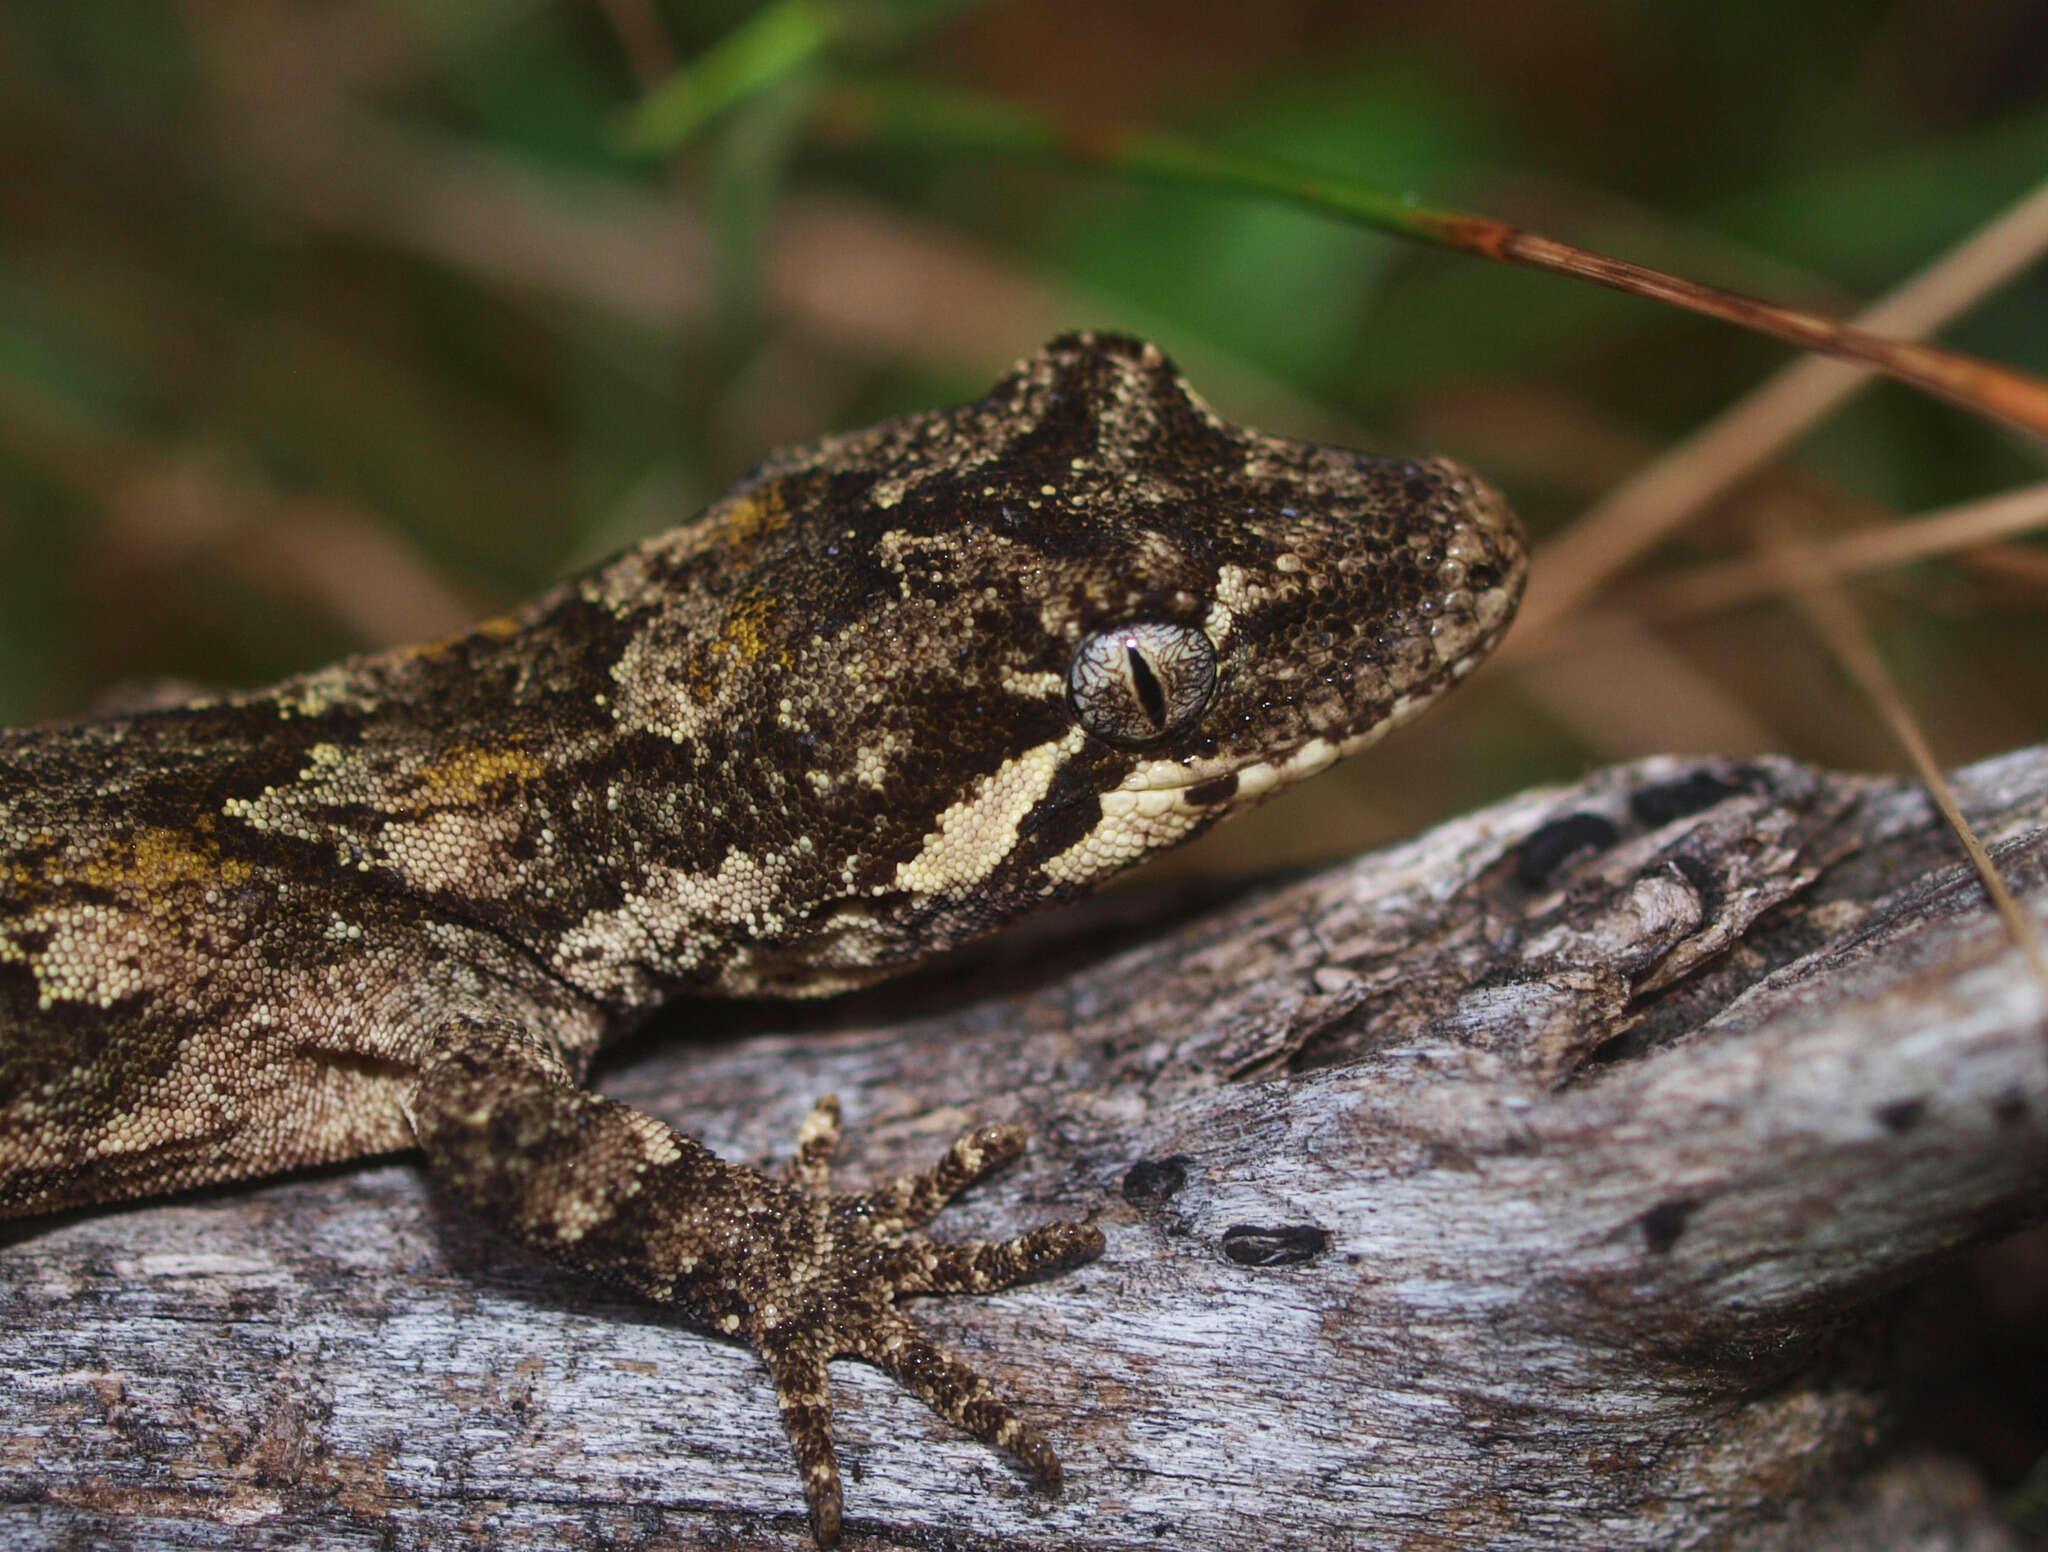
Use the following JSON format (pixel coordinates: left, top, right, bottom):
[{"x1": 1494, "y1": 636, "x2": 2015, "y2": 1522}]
[{"x1": 4, "y1": 747, "x2": 2046, "y2": 1550}]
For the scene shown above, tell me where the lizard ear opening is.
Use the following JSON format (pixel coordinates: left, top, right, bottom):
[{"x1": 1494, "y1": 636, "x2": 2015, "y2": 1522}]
[{"x1": 1066, "y1": 622, "x2": 1217, "y2": 747}]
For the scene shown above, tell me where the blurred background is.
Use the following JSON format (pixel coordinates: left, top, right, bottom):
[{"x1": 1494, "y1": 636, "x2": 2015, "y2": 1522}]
[
  {"x1": 3, "y1": 0, "x2": 2048, "y2": 1532},
  {"x1": 4, "y1": 1, "x2": 2047, "y2": 871}
]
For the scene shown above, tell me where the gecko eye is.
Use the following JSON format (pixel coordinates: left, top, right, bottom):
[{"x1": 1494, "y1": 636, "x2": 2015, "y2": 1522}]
[{"x1": 1067, "y1": 622, "x2": 1217, "y2": 746}]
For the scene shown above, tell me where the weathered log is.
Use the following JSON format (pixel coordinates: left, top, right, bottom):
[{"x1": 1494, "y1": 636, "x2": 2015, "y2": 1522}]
[{"x1": 4, "y1": 747, "x2": 2045, "y2": 1550}]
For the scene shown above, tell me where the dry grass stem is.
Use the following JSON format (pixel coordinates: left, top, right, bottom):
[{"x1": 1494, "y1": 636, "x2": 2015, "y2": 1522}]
[
  {"x1": 1770, "y1": 527, "x2": 2048, "y2": 1003},
  {"x1": 1627, "y1": 481, "x2": 2048, "y2": 621},
  {"x1": 1518, "y1": 175, "x2": 2048, "y2": 641}
]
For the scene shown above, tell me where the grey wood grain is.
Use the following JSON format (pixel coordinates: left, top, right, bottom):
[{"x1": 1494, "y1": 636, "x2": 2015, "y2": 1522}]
[{"x1": 6, "y1": 748, "x2": 2045, "y2": 1549}]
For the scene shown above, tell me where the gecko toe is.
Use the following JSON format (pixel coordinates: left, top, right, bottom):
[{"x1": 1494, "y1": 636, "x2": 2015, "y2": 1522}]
[
  {"x1": 901, "y1": 1220, "x2": 1105, "y2": 1294},
  {"x1": 857, "y1": 1310, "x2": 1070, "y2": 1494},
  {"x1": 784, "y1": 1094, "x2": 844, "y2": 1191},
  {"x1": 761, "y1": 1338, "x2": 845, "y2": 1546},
  {"x1": 881, "y1": 1122, "x2": 1028, "y2": 1226}
]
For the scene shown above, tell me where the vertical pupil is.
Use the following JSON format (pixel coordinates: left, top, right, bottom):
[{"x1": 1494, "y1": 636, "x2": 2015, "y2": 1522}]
[{"x1": 1125, "y1": 645, "x2": 1169, "y2": 727}]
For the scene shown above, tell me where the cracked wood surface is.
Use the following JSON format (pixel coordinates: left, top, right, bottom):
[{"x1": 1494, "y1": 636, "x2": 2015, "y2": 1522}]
[{"x1": 4, "y1": 747, "x2": 2046, "y2": 1550}]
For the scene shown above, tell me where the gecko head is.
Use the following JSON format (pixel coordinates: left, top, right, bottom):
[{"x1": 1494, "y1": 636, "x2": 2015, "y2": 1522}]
[{"x1": 592, "y1": 332, "x2": 1524, "y2": 985}]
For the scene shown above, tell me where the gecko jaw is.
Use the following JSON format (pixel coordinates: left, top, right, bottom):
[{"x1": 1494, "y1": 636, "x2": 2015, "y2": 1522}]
[{"x1": 1102, "y1": 588, "x2": 1516, "y2": 821}]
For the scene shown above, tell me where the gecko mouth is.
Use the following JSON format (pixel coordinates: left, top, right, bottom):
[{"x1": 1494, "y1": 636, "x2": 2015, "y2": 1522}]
[
  {"x1": 1098, "y1": 668, "x2": 1461, "y2": 823},
  {"x1": 1100, "y1": 568, "x2": 1525, "y2": 821}
]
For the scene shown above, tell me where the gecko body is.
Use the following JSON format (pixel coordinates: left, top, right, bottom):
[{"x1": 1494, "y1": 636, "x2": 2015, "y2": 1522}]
[{"x1": 0, "y1": 333, "x2": 1525, "y2": 1542}]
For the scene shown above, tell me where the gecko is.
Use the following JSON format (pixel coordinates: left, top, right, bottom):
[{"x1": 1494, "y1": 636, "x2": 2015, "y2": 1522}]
[{"x1": 0, "y1": 332, "x2": 1525, "y2": 1544}]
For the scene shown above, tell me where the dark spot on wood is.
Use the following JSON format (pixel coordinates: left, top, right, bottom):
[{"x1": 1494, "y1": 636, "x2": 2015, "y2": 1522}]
[
  {"x1": 1516, "y1": 812, "x2": 1620, "y2": 888},
  {"x1": 1667, "y1": 852, "x2": 1720, "y2": 916},
  {"x1": 1667, "y1": 853, "x2": 1711, "y2": 891},
  {"x1": 1629, "y1": 770, "x2": 1746, "y2": 827},
  {"x1": 1184, "y1": 772, "x2": 1239, "y2": 807},
  {"x1": 1875, "y1": 1097, "x2": 1926, "y2": 1133},
  {"x1": 1220, "y1": 1223, "x2": 1329, "y2": 1266},
  {"x1": 1639, "y1": 1198, "x2": 1699, "y2": 1254},
  {"x1": 1993, "y1": 1088, "x2": 2029, "y2": 1127},
  {"x1": 1121, "y1": 1156, "x2": 1190, "y2": 1206},
  {"x1": 1585, "y1": 1445, "x2": 1644, "y2": 1476}
]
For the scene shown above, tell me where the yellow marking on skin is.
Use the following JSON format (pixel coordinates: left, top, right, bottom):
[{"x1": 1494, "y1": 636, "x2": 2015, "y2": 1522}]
[
  {"x1": 1103, "y1": 787, "x2": 1181, "y2": 820},
  {"x1": 0, "y1": 828, "x2": 59, "y2": 901},
  {"x1": 721, "y1": 481, "x2": 790, "y2": 546},
  {"x1": 390, "y1": 609, "x2": 525, "y2": 666},
  {"x1": 674, "y1": 588, "x2": 790, "y2": 708},
  {"x1": 5, "y1": 821, "x2": 266, "y2": 1003},
  {"x1": 415, "y1": 745, "x2": 548, "y2": 806},
  {"x1": 77, "y1": 824, "x2": 254, "y2": 903},
  {"x1": 717, "y1": 589, "x2": 780, "y2": 666},
  {"x1": 894, "y1": 728, "x2": 1085, "y2": 897}
]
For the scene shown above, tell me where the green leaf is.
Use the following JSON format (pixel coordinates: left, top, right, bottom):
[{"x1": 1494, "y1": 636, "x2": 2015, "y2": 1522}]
[{"x1": 620, "y1": 0, "x2": 835, "y2": 153}]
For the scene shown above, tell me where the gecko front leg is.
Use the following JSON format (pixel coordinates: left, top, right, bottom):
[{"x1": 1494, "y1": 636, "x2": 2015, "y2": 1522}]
[{"x1": 409, "y1": 1016, "x2": 1104, "y2": 1546}]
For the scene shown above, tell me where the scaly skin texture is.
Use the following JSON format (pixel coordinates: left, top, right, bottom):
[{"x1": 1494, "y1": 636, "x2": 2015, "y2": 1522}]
[{"x1": 0, "y1": 333, "x2": 1525, "y2": 1544}]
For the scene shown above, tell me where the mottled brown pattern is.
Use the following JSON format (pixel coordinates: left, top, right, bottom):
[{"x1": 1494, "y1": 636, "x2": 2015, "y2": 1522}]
[{"x1": 0, "y1": 334, "x2": 1525, "y2": 1544}]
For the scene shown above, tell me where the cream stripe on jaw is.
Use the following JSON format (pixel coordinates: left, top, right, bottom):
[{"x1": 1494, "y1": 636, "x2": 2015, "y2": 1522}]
[{"x1": 894, "y1": 727, "x2": 1088, "y2": 896}]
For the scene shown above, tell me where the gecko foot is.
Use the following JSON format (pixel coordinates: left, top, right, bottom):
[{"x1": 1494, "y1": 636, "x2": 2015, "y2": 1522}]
[{"x1": 749, "y1": 1096, "x2": 1104, "y2": 1547}]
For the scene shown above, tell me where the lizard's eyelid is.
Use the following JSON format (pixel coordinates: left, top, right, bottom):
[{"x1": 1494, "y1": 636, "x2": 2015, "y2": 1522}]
[{"x1": 1065, "y1": 622, "x2": 1217, "y2": 746}]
